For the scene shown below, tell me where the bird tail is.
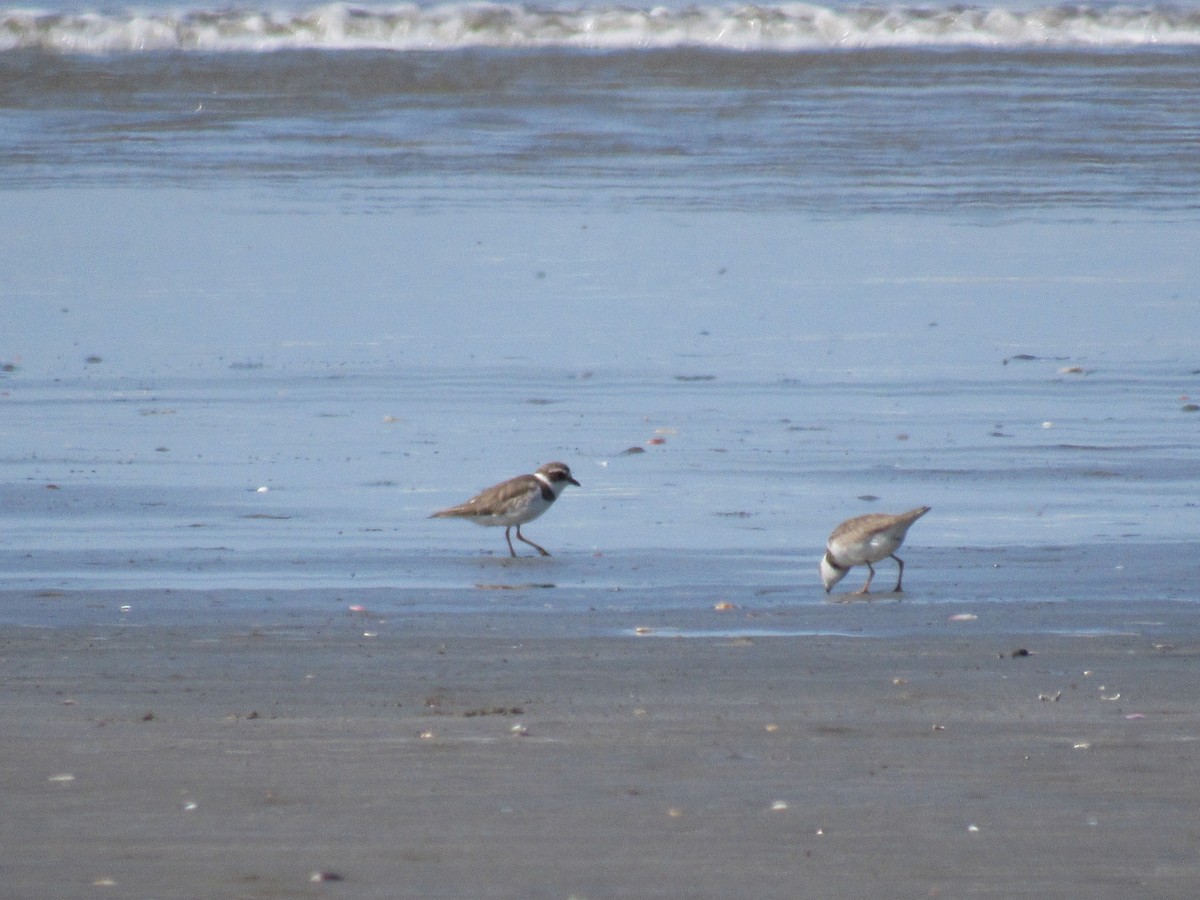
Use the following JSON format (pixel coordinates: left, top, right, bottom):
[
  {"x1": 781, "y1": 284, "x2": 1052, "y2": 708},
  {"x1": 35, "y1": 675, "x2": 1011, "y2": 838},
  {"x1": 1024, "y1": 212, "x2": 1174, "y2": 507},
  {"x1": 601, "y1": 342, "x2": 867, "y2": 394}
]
[{"x1": 902, "y1": 505, "x2": 932, "y2": 523}]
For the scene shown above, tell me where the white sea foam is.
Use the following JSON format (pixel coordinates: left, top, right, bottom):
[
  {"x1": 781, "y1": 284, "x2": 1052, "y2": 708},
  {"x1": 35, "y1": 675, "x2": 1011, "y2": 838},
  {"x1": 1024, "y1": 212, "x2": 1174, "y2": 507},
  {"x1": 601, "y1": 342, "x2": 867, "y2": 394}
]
[{"x1": 3, "y1": 3, "x2": 1200, "y2": 54}]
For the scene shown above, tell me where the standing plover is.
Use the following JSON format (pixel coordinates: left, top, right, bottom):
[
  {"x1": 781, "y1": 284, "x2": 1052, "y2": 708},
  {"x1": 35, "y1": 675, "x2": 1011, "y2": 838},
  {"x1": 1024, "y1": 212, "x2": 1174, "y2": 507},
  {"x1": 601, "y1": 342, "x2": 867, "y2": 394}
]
[
  {"x1": 431, "y1": 461, "x2": 580, "y2": 557},
  {"x1": 820, "y1": 506, "x2": 930, "y2": 594}
]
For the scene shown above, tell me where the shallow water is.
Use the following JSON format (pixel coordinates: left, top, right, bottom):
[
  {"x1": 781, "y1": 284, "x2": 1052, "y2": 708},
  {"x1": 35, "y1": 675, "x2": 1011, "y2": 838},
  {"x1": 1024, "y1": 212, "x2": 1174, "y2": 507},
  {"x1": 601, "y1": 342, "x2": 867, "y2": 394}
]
[{"x1": 3, "y1": 188, "x2": 1198, "y2": 615}]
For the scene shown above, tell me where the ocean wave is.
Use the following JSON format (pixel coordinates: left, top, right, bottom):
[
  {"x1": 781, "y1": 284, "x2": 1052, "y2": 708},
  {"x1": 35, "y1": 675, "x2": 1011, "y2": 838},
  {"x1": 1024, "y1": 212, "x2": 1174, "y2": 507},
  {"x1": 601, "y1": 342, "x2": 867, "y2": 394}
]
[{"x1": 3, "y1": 2, "x2": 1200, "y2": 53}]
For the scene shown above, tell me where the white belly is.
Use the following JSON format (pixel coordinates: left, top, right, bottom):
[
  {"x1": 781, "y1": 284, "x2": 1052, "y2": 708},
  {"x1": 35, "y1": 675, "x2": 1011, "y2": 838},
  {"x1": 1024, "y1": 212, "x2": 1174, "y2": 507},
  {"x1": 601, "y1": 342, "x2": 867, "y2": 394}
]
[{"x1": 830, "y1": 531, "x2": 902, "y2": 566}]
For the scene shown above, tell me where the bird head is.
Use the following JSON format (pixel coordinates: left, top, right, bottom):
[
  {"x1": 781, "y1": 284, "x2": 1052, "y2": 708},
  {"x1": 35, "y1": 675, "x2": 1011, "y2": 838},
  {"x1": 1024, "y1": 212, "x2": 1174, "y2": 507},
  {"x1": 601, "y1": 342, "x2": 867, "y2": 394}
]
[
  {"x1": 536, "y1": 461, "x2": 580, "y2": 495},
  {"x1": 820, "y1": 552, "x2": 848, "y2": 593}
]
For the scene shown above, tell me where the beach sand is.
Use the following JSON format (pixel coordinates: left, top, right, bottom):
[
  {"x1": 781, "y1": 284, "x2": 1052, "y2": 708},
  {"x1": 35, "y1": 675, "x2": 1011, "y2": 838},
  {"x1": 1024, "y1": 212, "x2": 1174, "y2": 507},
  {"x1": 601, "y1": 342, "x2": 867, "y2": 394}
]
[{"x1": 4, "y1": 589, "x2": 1198, "y2": 899}]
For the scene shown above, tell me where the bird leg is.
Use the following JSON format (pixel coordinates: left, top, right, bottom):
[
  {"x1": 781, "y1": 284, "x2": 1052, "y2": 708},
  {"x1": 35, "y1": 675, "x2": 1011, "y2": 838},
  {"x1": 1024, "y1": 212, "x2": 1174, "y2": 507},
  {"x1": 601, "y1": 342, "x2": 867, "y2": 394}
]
[
  {"x1": 503, "y1": 527, "x2": 517, "y2": 557},
  {"x1": 856, "y1": 562, "x2": 876, "y2": 594},
  {"x1": 891, "y1": 554, "x2": 905, "y2": 592},
  {"x1": 515, "y1": 525, "x2": 551, "y2": 557}
]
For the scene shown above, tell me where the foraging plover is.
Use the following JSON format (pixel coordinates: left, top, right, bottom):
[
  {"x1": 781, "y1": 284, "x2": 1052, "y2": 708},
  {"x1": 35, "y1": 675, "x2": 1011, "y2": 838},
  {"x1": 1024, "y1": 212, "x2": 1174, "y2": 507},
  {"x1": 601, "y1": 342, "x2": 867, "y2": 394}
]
[
  {"x1": 431, "y1": 461, "x2": 580, "y2": 557},
  {"x1": 820, "y1": 506, "x2": 930, "y2": 594}
]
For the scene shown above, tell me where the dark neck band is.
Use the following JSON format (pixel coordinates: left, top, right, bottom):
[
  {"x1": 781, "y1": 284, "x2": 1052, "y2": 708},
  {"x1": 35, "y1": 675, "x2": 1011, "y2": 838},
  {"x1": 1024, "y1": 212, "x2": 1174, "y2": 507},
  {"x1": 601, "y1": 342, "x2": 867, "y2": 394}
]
[{"x1": 824, "y1": 551, "x2": 848, "y2": 572}]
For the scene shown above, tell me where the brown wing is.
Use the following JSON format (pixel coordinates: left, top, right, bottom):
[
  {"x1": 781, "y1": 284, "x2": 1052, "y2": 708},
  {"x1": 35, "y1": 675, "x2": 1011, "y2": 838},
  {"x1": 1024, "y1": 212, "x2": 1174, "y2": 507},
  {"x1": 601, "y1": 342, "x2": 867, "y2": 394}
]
[
  {"x1": 829, "y1": 512, "x2": 894, "y2": 543},
  {"x1": 431, "y1": 474, "x2": 539, "y2": 518},
  {"x1": 829, "y1": 506, "x2": 930, "y2": 543}
]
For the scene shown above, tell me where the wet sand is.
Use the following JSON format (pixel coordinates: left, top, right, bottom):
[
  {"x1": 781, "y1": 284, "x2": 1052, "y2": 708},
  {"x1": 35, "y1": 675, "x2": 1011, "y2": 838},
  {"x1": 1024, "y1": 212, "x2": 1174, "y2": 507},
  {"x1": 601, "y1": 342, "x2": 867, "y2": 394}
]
[{"x1": 4, "y1": 589, "x2": 1199, "y2": 899}]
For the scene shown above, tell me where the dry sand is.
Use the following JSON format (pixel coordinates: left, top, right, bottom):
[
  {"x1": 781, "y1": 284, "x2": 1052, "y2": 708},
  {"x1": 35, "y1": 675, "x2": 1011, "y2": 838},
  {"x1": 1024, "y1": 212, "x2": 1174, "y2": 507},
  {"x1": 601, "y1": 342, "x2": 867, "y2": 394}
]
[{"x1": 3, "y1": 590, "x2": 1199, "y2": 899}]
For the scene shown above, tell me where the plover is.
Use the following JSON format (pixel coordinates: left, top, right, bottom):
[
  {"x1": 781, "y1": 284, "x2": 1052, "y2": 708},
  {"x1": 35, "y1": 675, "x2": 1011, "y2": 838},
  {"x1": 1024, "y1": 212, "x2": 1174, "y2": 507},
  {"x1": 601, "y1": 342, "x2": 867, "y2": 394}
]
[
  {"x1": 820, "y1": 506, "x2": 930, "y2": 594},
  {"x1": 431, "y1": 461, "x2": 580, "y2": 557}
]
